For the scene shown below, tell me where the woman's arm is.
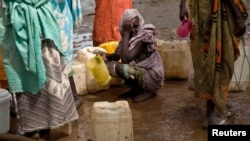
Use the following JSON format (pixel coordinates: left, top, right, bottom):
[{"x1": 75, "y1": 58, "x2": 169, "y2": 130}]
[
  {"x1": 179, "y1": 0, "x2": 188, "y2": 21},
  {"x1": 226, "y1": 0, "x2": 246, "y2": 36},
  {"x1": 120, "y1": 31, "x2": 143, "y2": 63}
]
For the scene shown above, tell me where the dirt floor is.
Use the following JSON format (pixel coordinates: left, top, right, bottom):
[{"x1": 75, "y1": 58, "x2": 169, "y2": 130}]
[{"x1": 5, "y1": 0, "x2": 250, "y2": 141}]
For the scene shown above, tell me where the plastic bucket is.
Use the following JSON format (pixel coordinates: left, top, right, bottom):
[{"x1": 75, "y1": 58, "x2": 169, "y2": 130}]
[
  {"x1": 0, "y1": 89, "x2": 11, "y2": 133},
  {"x1": 177, "y1": 18, "x2": 193, "y2": 38}
]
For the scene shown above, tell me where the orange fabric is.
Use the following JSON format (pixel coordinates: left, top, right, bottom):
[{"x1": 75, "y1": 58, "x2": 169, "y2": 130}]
[
  {"x1": 93, "y1": 0, "x2": 132, "y2": 46},
  {"x1": 0, "y1": 49, "x2": 9, "y2": 89},
  {"x1": 213, "y1": 0, "x2": 219, "y2": 12},
  {"x1": 0, "y1": 49, "x2": 7, "y2": 81},
  {"x1": 199, "y1": 85, "x2": 229, "y2": 101},
  {"x1": 0, "y1": 80, "x2": 8, "y2": 89}
]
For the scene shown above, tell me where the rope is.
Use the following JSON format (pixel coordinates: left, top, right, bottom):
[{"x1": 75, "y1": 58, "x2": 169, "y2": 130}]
[{"x1": 232, "y1": 37, "x2": 250, "y2": 91}]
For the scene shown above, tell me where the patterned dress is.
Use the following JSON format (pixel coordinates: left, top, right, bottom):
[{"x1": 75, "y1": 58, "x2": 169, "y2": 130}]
[
  {"x1": 188, "y1": 0, "x2": 247, "y2": 112},
  {"x1": 1, "y1": 0, "x2": 79, "y2": 134},
  {"x1": 51, "y1": 0, "x2": 83, "y2": 76}
]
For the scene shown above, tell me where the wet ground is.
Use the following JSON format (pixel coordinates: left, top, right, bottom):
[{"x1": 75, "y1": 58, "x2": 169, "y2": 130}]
[{"x1": 5, "y1": 0, "x2": 250, "y2": 141}]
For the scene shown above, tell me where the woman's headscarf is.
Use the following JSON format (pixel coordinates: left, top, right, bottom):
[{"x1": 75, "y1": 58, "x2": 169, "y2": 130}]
[{"x1": 119, "y1": 9, "x2": 145, "y2": 35}]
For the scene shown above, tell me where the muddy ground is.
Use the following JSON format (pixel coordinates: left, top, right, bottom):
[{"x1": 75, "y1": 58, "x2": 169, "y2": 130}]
[{"x1": 7, "y1": 0, "x2": 250, "y2": 141}]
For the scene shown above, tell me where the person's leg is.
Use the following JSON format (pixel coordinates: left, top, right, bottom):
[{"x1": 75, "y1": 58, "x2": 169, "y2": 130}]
[
  {"x1": 114, "y1": 63, "x2": 142, "y2": 98},
  {"x1": 188, "y1": 73, "x2": 195, "y2": 90},
  {"x1": 203, "y1": 100, "x2": 236, "y2": 129},
  {"x1": 117, "y1": 77, "x2": 143, "y2": 98},
  {"x1": 115, "y1": 63, "x2": 156, "y2": 102},
  {"x1": 203, "y1": 99, "x2": 215, "y2": 129},
  {"x1": 206, "y1": 100, "x2": 215, "y2": 122},
  {"x1": 206, "y1": 100, "x2": 215, "y2": 119}
]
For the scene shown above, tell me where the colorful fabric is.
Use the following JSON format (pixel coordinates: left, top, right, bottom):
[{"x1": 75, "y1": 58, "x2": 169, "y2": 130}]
[
  {"x1": 116, "y1": 9, "x2": 164, "y2": 93},
  {"x1": 51, "y1": 0, "x2": 73, "y2": 75},
  {"x1": 2, "y1": 0, "x2": 63, "y2": 94},
  {"x1": 92, "y1": 0, "x2": 132, "y2": 46},
  {"x1": 50, "y1": 0, "x2": 83, "y2": 75},
  {"x1": 188, "y1": 0, "x2": 247, "y2": 112},
  {"x1": 16, "y1": 40, "x2": 78, "y2": 134},
  {"x1": 67, "y1": 0, "x2": 83, "y2": 28}
]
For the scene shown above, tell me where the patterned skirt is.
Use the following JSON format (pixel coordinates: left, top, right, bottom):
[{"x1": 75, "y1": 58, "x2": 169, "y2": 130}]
[{"x1": 16, "y1": 40, "x2": 79, "y2": 134}]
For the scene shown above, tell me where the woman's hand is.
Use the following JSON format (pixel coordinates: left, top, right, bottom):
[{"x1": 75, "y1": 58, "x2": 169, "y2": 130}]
[
  {"x1": 122, "y1": 20, "x2": 133, "y2": 32},
  {"x1": 235, "y1": 17, "x2": 246, "y2": 37},
  {"x1": 93, "y1": 50, "x2": 107, "y2": 59}
]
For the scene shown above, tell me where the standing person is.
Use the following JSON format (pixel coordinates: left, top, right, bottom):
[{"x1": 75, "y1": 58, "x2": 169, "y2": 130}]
[
  {"x1": 1, "y1": 0, "x2": 79, "y2": 139},
  {"x1": 179, "y1": 0, "x2": 248, "y2": 128},
  {"x1": 92, "y1": 0, "x2": 132, "y2": 46},
  {"x1": 97, "y1": 9, "x2": 164, "y2": 103},
  {"x1": 50, "y1": 0, "x2": 83, "y2": 109}
]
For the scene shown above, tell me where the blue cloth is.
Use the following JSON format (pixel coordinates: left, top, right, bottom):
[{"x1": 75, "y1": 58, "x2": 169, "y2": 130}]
[
  {"x1": 66, "y1": 0, "x2": 83, "y2": 28},
  {"x1": 51, "y1": 0, "x2": 73, "y2": 75},
  {"x1": 0, "y1": 0, "x2": 5, "y2": 46},
  {"x1": 50, "y1": 0, "x2": 83, "y2": 75}
]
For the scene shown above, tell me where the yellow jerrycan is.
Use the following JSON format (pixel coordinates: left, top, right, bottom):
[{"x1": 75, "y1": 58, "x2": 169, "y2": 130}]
[{"x1": 87, "y1": 55, "x2": 111, "y2": 86}]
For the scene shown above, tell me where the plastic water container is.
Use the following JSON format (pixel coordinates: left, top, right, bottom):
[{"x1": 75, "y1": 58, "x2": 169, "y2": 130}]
[
  {"x1": 98, "y1": 41, "x2": 124, "y2": 86},
  {"x1": 0, "y1": 89, "x2": 11, "y2": 133},
  {"x1": 87, "y1": 55, "x2": 111, "y2": 86},
  {"x1": 92, "y1": 100, "x2": 133, "y2": 141},
  {"x1": 157, "y1": 39, "x2": 192, "y2": 79},
  {"x1": 76, "y1": 47, "x2": 110, "y2": 93},
  {"x1": 72, "y1": 60, "x2": 88, "y2": 95}
]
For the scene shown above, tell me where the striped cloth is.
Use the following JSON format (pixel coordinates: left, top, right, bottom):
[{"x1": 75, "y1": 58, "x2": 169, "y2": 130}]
[{"x1": 16, "y1": 40, "x2": 78, "y2": 134}]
